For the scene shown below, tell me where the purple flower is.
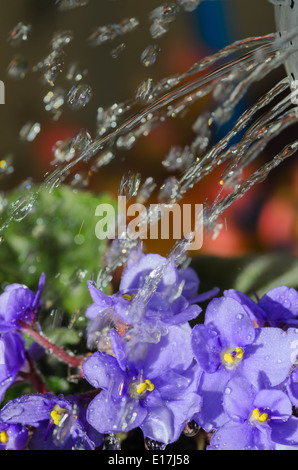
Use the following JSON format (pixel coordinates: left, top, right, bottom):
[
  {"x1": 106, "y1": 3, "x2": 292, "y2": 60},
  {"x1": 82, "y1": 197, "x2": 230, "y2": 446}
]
[
  {"x1": 85, "y1": 252, "x2": 218, "y2": 350},
  {"x1": 191, "y1": 297, "x2": 298, "y2": 431},
  {"x1": 0, "y1": 423, "x2": 28, "y2": 450},
  {"x1": 83, "y1": 324, "x2": 202, "y2": 445},
  {"x1": 0, "y1": 273, "x2": 45, "y2": 333},
  {"x1": 0, "y1": 332, "x2": 26, "y2": 402},
  {"x1": 224, "y1": 286, "x2": 298, "y2": 328},
  {"x1": 0, "y1": 274, "x2": 45, "y2": 402},
  {"x1": 0, "y1": 393, "x2": 102, "y2": 450},
  {"x1": 286, "y1": 368, "x2": 298, "y2": 408},
  {"x1": 208, "y1": 376, "x2": 298, "y2": 450},
  {"x1": 86, "y1": 253, "x2": 203, "y2": 327}
]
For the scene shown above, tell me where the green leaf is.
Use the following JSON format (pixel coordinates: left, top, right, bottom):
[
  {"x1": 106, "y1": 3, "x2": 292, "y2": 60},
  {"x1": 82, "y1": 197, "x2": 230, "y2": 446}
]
[
  {"x1": 46, "y1": 327, "x2": 81, "y2": 346},
  {"x1": 1, "y1": 382, "x2": 35, "y2": 407},
  {"x1": 45, "y1": 376, "x2": 71, "y2": 393},
  {"x1": 192, "y1": 253, "x2": 298, "y2": 298}
]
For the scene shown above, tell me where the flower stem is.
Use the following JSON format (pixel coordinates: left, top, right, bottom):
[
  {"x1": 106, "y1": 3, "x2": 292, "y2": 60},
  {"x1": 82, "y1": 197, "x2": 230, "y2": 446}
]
[
  {"x1": 19, "y1": 321, "x2": 85, "y2": 369},
  {"x1": 19, "y1": 353, "x2": 48, "y2": 394}
]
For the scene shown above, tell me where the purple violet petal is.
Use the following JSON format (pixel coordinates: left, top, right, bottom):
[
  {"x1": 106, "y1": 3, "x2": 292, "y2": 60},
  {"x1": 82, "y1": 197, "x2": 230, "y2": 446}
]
[
  {"x1": 259, "y1": 286, "x2": 298, "y2": 327},
  {"x1": 86, "y1": 391, "x2": 147, "y2": 434},
  {"x1": 224, "y1": 289, "x2": 267, "y2": 326},
  {"x1": 204, "y1": 297, "x2": 255, "y2": 349},
  {"x1": 82, "y1": 351, "x2": 125, "y2": 397}
]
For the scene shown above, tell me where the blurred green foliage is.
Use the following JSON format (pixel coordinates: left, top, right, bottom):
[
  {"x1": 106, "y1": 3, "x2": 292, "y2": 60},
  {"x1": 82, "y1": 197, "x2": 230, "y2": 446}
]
[
  {"x1": 193, "y1": 253, "x2": 298, "y2": 298},
  {"x1": 0, "y1": 185, "x2": 116, "y2": 315}
]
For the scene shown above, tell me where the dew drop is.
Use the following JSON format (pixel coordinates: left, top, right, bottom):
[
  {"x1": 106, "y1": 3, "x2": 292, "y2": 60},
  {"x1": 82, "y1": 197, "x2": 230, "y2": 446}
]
[
  {"x1": 7, "y1": 56, "x2": 28, "y2": 80},
  {"x1": 158, "y1": 176, "x2": 180, "y2": 203},
  {"x1": 19, "y1": 122, "x2": 41, "y2": 142},
  {"x1": 177, "y1": 0, "x2": 201, "y2": 12},
  {"x1": 51, "y1": 30, "x2": 74, "y2": 50},
  {"x1": 140, "y1": 45, "x2": 160, "y2": 67},
  {"x1": 67, "y1": 83, "x2": 93, "y2": 110},
  {"x1": 56, "y1": 0, "x2": 89, "y2": 12},
  {"x1": 110, "y1": 43, "x2": 126, "y2": 59},
  {"x1": 8, "y1": 22, "x2": 31, "y2": 46},
  {"x1": 44, "y1": 88, "x2": 65, "y2": 116},
  {"x1": 66, "y1": 61, "x2": 88, "y2": 82}
]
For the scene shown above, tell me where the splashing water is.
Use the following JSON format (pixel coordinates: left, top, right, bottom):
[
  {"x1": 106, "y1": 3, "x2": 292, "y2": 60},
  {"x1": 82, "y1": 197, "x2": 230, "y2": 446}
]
[{"x1": 1, "y1": 1, "x2": 298, "y2": 340}]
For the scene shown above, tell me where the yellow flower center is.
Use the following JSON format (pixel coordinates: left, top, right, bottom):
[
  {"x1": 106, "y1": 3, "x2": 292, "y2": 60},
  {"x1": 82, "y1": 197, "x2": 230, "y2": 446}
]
[
  {"x1": 222, "y1": 347, "x2": 244, "y2": 369},
  {"x1": 122, "y1": 293, "x2": 135, "y2": 302},
  {"x1": 136, "y1": 379, "x2": 155, "y2": 394},
  {"x1": 129, "y1": 378, "x2": 155, "y2": 398},
  {"x1": 50, "y1": 405, "x2": 68, "y2": 426},
  {"x1": 0, "y1": 430, "x2": 8, "y2": 444},
  {"x1": 250, "y1": 408, "x2": 269, "y2": 425}
]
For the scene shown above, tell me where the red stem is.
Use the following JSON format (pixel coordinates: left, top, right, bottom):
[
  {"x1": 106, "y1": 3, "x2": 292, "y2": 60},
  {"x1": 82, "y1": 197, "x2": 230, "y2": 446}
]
[
  {"x1": 19, "y1": 321, "x2": 85, "y2": 369},
  {"x1": 19, "y1": 354, "x2": 49, "y2": 394}
]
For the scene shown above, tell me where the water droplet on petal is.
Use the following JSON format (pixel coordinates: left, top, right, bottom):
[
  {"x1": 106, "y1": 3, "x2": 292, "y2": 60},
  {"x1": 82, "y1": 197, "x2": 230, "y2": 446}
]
[
  {"x1": 183, "y1": 420, "x2": 200, "y2": 437},
  {"x1": 144, "y1": 437, "x2": 166, "y2": 450},
  {"x1": 102, "y1": 434, "x2": 121, "y2": 450}
]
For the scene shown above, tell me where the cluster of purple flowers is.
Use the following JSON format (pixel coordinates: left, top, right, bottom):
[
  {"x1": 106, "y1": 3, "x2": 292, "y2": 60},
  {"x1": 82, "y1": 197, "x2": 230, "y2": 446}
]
[{"x1": 0, "y1": 251, "x2": 298, "y2": 450}]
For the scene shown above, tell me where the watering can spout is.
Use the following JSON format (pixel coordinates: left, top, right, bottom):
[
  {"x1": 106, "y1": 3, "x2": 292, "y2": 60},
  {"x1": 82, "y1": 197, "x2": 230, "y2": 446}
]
[{"x1": 275, "y1": 0, "x2": 298, "y2": 79}]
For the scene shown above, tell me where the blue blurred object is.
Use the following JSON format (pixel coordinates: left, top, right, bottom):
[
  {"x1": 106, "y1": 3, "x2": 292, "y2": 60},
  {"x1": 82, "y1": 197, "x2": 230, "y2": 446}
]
[
  {"x1": 195, "y1": 1, "x2": 243, "y2": 141},
  {"x1": 195, "y1": 0, "x2": 236, "y2": 50}
]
